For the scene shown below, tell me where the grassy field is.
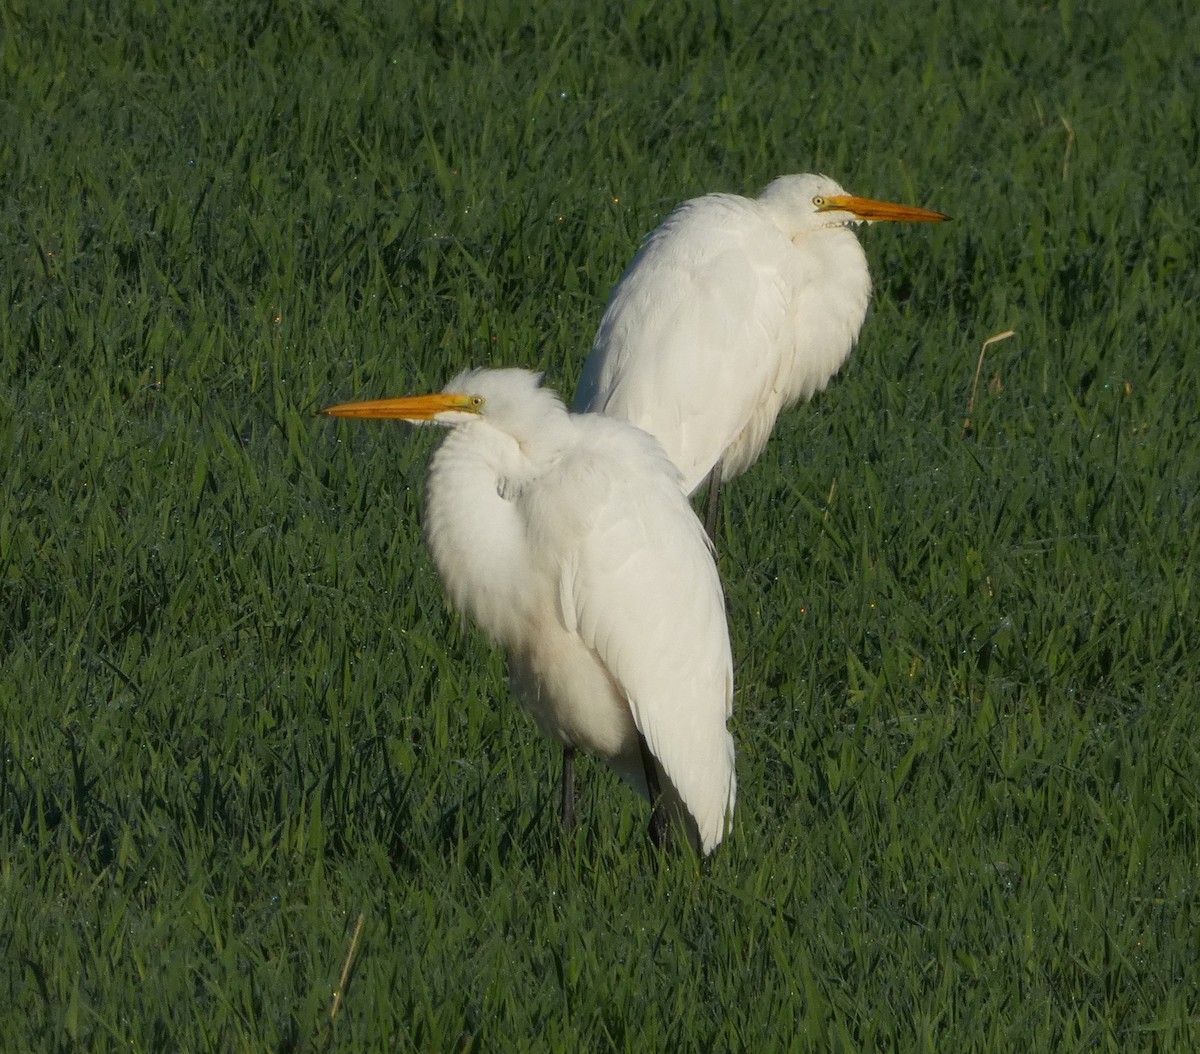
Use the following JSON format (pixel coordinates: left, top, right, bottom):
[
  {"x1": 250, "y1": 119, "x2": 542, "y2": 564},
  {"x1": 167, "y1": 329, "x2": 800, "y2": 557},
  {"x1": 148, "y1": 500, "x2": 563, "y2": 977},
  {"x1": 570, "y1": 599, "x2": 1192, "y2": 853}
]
[{"x1": 3, "y1": 0, "x2": 1199, "y2": 1049}]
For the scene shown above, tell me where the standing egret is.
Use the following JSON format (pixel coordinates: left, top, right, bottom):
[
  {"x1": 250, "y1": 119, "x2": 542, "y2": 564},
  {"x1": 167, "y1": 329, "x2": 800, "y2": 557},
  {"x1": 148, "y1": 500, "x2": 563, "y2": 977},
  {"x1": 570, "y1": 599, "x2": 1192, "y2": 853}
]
[
  {"x1": 573, "y1": 173, "x2": 949, "y2": 533},
  {"x1": 322, "y1": 368, "x2": 736, "y2": 854}
]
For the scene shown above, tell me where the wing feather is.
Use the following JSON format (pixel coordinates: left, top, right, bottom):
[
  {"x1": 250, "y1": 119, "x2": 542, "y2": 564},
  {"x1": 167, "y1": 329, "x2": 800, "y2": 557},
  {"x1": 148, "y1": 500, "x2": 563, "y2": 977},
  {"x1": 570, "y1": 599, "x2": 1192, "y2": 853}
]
[{"x1": 526, "y1": 419, "x2": 736, "y2": 852}]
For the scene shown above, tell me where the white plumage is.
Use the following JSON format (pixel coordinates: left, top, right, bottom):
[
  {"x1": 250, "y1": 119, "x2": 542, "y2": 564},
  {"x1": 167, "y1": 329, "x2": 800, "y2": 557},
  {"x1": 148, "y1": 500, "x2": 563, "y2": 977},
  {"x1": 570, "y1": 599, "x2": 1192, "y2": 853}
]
[
  {"x1": 575, "y1": 173, "x2": 948, "y2": 498},
  {"x1": 323, "y1": 368, "x2": 736, "y2": 854}
]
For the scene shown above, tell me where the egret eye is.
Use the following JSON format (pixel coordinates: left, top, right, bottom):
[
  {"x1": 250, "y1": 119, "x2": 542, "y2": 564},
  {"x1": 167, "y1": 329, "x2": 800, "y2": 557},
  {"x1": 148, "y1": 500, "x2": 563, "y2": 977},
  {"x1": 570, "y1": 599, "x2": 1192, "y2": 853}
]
[
  {"x1": 470, "y1": 396, "x2": 485, "y2": 409},
  {"x1": 812, "y1": 196, "x2": 826, "y2": 208}
]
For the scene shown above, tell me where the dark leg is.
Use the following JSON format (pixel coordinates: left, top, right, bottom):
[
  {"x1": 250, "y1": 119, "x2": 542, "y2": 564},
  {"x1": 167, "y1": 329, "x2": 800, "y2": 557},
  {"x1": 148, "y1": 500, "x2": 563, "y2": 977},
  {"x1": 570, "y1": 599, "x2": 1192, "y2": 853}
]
[
  {"x1": 560, "y1": 746, "x2": 576, "y2": 832},
  {"x1": 637, "y1": 732, "x2": 670, "y2": 850},
  {"x1": 702, "y1": 461, "x2": 723, "y2": 544}
]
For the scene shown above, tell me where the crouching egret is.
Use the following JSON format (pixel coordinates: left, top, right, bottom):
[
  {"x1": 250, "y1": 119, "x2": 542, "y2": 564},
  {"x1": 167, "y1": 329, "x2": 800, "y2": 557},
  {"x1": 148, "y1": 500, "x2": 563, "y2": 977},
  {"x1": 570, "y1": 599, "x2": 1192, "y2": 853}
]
[
  {"x1": 573, "y1": 173, "x2": 949, "y2": 533},
  {"x1": 322, "y1": 368, "x2": 736, "y2": 854}
]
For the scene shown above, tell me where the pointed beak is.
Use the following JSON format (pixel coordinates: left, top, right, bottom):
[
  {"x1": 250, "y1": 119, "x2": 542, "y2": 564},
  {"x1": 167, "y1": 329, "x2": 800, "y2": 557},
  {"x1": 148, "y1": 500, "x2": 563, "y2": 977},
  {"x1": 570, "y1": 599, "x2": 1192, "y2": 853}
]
[
  {"x1": 819, "y1": 194, "x2": 950, "y2": 223},
  {"x1": 320, "y1": 392, "x2": 480, "y2": 420}
]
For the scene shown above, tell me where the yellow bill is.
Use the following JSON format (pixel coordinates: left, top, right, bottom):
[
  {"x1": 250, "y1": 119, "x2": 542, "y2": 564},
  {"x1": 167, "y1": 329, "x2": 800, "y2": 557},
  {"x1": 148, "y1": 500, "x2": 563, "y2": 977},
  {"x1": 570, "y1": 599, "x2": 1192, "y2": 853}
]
[
  {"x1": 819, "y1": 194, "x2": 950, "y2": 223},
  {"x1": 320, "y1": 392, "x2": 481, "y2": 420}
]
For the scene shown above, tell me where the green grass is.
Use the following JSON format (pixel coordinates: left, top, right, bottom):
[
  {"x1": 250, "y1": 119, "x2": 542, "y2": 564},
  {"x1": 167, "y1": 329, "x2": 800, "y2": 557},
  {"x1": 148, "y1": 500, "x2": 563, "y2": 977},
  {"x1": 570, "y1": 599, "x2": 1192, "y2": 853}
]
[{"x1": 3, "y1": 0, "x2": 1199, "y2": 1049}]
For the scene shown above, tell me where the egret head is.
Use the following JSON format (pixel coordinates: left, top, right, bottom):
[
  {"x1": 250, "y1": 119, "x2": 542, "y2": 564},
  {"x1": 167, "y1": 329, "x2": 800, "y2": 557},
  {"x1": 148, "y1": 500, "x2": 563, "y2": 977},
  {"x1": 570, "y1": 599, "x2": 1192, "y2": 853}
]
[
  {"x1": 759, "y1": 173, "x2": 949, "y2": 235},
  {"x1": 321, "y1": 368, "x2": 569, "y2": 440}
]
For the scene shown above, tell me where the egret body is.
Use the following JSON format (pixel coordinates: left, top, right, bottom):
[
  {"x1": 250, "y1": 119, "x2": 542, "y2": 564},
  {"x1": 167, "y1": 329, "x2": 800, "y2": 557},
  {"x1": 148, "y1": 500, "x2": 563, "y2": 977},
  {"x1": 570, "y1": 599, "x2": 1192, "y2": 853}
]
[
  {"x1": 323, "y1": 368, "x2": 736, "y2": 854},
  {"x1": 574, "y1": 173, "x2": 948, "y2": 523}
]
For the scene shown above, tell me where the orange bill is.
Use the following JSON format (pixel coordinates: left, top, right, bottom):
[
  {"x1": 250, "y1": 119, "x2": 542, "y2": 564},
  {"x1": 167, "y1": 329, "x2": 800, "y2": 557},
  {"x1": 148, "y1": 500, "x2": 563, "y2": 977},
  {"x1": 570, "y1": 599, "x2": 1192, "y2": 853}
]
[
  {"x1": 819, "y1": 195, "x2": 950, "y2": 223},
  {"x1": 320, "y1": 392, "x2": 480, "y2": 420}
]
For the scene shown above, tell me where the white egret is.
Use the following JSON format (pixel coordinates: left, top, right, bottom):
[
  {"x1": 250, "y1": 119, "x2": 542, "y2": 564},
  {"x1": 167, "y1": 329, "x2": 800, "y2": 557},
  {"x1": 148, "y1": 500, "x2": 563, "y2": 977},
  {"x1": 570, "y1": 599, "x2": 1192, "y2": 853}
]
[
  {"x1": 574, "y1": 173, "x2": 949, "y2": 531},
  {"x1": 322, "y1": 368, "x2": 736, "y2": 855}
]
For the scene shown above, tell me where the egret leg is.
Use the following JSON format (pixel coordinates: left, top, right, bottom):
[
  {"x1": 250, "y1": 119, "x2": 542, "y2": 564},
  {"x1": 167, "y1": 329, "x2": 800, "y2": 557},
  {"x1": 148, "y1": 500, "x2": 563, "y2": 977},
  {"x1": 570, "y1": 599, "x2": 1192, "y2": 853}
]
[
  {"x1": 637, "y1": 732, "x2": 670, "y2": 850},
  {"x1": 702, "y1": 461, "x2": 723, "y2": 543},
  {"x1": 559, "y1": 746, "x2": 576, "y2": 831}
]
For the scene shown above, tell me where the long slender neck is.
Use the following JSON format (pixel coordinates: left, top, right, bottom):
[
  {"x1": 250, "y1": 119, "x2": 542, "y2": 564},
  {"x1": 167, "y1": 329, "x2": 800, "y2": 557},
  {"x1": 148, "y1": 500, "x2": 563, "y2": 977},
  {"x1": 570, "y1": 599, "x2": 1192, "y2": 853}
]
[{"x1": 421, "y1": 419, "x2": 570, "y2": 648}]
